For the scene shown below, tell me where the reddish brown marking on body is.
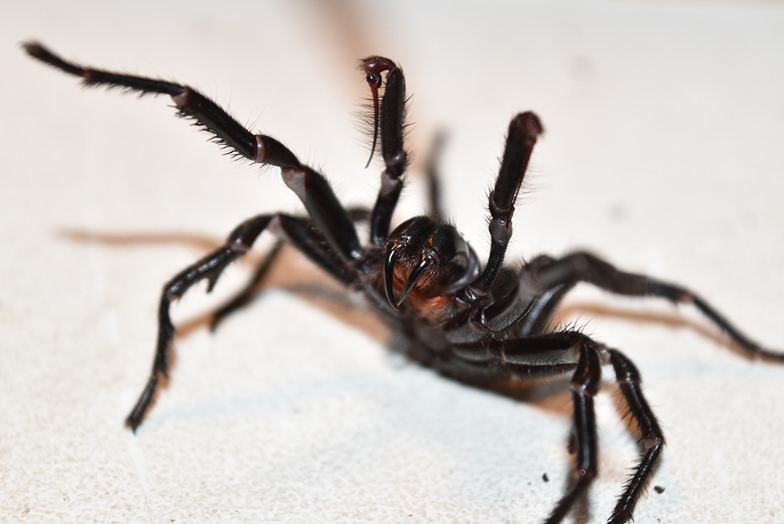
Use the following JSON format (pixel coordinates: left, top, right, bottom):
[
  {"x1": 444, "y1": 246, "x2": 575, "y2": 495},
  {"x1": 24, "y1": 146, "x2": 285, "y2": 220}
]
[{"x1": 391, "y1": 265, "x2": 453, "y2": 320}]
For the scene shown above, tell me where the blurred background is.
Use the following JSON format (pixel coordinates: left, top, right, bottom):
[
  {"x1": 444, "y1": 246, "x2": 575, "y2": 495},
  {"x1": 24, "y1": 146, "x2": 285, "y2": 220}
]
[{"x1": 2, "y1": 1, "x2": 784, "y2": 522}]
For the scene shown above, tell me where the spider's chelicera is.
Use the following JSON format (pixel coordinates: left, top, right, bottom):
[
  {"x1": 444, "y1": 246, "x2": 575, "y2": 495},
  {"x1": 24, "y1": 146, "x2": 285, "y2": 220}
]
[{"x1": 24, "y1": 42, "x2": 783, "y2": 524}]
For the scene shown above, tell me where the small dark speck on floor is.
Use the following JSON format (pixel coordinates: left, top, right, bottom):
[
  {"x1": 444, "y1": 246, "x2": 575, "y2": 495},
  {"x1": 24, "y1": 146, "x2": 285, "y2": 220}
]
[
  {"x1": 542, "y1": 472, "x2": 549, "y2": 482},
  {"x1": 654, "y1": 485, "x2": 665, "y2": 494}
]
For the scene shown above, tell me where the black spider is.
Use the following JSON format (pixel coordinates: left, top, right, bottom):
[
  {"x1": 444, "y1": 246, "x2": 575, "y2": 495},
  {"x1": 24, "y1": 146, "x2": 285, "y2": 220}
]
[{"x1": 23, "y1": 42, "x2": 784, "y2": 524}]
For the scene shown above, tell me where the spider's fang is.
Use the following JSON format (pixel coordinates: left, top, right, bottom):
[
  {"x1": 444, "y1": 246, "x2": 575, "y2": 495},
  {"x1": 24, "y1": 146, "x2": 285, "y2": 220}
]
[
  {"x1": 395, "y1": 256, "x2": 433, "y2": 309},
  {"x1": 383, "y1": 246, "x2": 401, "y2": 309}
]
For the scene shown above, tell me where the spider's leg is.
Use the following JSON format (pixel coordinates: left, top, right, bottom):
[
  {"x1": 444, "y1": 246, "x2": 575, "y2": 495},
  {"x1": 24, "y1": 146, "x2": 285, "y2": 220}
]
[
  {"x1": 463, "y1": 112, "x2": 543, "y2": 300},
  {"x1": 544, "y1": 337, "x2": 602, "y2": 524},
  {"x1": 516, "y1": 251, "x2": 784, "y2": 360},
  {"x1": 210, "y1": 207, "x2": 371, "y2": 331},
  {"x1": 360, "y1": 57, "x2": 409, "y2": 245},
  {"x1": 443, "y1": 332, "x2": 603, "y2": 524},
  {"x1": 126, "y1": 213, "x2": 355, "y2": 431},
  {"x1": 209, "y1": 240, "x2": 284, "y2": 331},
  {"x1": 23, "y1": 42, "x2": 364, "y2": 263},
  {"x1": 606, "y1": 349, "x2": 664, "y2": 524}
]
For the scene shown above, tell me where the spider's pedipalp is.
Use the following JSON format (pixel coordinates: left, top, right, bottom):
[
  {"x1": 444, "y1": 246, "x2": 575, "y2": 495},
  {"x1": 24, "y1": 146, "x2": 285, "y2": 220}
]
[{"x1": 360, "y1": 56, "x2": 410, "y2": 246}]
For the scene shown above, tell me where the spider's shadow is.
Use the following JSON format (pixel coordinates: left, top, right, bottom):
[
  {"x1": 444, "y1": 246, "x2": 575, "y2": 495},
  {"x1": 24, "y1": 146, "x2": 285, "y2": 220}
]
[
  {"x1": 60, "y1": 227, "x2": 745, "y2": 417},
  {"x1": 57, "y1": 226, "x2": 391, "y2": 341}
]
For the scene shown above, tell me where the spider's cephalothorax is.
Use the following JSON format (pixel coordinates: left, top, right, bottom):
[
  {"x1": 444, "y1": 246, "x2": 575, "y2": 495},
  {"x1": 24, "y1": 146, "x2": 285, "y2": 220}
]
[
  {"x1": 383, "y1": 216, "x2": 480, "y2": 317},
  {"x1": 24, "y1": 42, "x2": 783, "y2": 524}
]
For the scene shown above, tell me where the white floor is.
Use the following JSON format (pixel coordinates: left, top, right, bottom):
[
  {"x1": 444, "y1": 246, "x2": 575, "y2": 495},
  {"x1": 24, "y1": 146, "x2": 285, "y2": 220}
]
[{"x1": 3, "y1": 1, "x2": 784, "y2": 522}]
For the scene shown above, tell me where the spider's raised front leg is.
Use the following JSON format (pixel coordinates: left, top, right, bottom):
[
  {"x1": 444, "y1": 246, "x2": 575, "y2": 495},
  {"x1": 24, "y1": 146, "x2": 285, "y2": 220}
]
[
  {"x1": 462, "y1": 111, "x2": 544, "y2": 300},
  {"x1": 126, "y1": 213, "x2": 355, "y2": 431},
  {"x1": 22, "y1": 42, "x2": 365, "y2": 264},
  {"x1": 445, "y1": 332, "x2": 663, "y2": 524},
  {"x1": 513, "y1": 251, "x2": 784, "y2": 360}
]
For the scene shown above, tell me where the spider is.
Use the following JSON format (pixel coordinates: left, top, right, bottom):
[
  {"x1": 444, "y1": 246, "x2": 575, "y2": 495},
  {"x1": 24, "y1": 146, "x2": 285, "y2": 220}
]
[{"x1": 23, "y1": 42, "x2": 783, "y2": 524}]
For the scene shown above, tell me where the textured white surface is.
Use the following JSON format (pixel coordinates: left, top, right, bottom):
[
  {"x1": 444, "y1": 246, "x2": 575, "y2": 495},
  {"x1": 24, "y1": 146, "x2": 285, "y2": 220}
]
[{"x1": 2, "y1": 1, "x2": 784, "y2": 523}]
